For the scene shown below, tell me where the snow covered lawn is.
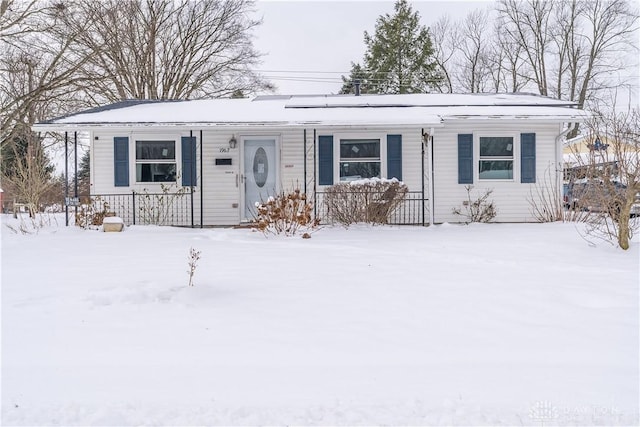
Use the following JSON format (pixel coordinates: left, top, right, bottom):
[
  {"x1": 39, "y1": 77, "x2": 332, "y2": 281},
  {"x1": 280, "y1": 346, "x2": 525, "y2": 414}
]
[{"x1": 1, "y1": 216, "x2": 638, "y2": 425}]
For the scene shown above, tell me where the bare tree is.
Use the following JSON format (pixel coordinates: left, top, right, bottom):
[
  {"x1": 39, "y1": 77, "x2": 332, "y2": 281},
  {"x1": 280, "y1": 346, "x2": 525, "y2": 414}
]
[
  {"x1": 0, "y1": 0, "x2": 41, "y2": 41},
  {"x1": 1, "y1": 1, "x2": 92, "y2": 145},
  {"x1": 432, "y1": 8, "x2": 530, "y2": 94},
  {"x1": 489, "y1": 19, "x2": 531, "y2": 93},
  {"x1": 498, "y1": 0, "x2": 555, "y2": 96},
  {"x1": 454, "y1": 9, "x2": 493, "y2": 93},
  {"x1": 1, "y1": 0, "x2": 272, "y2": 211},
  {"x1": 592, "y1": 110, "x2": 640, "y2": 250},
  {"x1": 568, "y1": 0, "x2": 638, "y2": 135},
  {"x1": 2, "y1": 131, "x2": 55, "y2": 215},
  {"x1": 1, "y1": 1, "x2": 95, "y2": 213},
  {"x1": 497, "y1": 0, "x2": 638, "y2": 136},
  {"x1": 567, "y1": 109, "x2": 640, "y2": 250},
  {"x1": 430, "y1": 14, "x2": 459, "y2": 93},
  {"x1": 62, "y1": 0, "x2": 272, "y2": 102},
  {"x1": 498, "y1": 0, "x2": 639, "y2": 138}
]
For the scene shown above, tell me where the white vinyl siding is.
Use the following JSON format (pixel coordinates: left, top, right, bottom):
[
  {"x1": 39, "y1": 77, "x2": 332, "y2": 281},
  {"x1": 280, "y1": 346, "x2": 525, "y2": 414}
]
[
  {"x1": 90, "y1": 121, "x2": 561, "y2": 226},
  {"x1": 203, "y1": 127, "x2": 306, "y2": 225},
  {"x1": 90, "y1": 130, "x2": 201, "y2": 226},
  {"x1": 92, "y1": 127, "x2": 427, "y2": 226},
  {"x1": 432, "y1": 121, "x2": 561, "y2": 223}
]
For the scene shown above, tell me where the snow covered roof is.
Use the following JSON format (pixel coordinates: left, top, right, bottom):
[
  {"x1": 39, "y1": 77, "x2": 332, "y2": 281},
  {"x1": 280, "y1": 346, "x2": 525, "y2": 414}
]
[
  {"x1": 34, "y1": 93, "x2": 588, "y2": 131},
  {"x1": 283, "y1": 93, "x2": 577, "y2": 108}
]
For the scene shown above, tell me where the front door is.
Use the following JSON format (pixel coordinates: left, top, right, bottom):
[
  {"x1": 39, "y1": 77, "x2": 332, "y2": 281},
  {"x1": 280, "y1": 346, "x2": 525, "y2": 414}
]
[{"x1": 243, "y1": 138, "x2": 278, "y2": 220}]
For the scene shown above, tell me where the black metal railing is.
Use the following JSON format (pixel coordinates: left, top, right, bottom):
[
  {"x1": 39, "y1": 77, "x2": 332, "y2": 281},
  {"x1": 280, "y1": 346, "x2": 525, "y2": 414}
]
[
  {"x1": 83, "y1": 189, "x2": 427, "y2": 227},
  {"x1": 314, "y1": 190, "x2": 428, "y2": 225},
  {"x1": 87, "y1": 189, "x2": 195, "y2": 227}
]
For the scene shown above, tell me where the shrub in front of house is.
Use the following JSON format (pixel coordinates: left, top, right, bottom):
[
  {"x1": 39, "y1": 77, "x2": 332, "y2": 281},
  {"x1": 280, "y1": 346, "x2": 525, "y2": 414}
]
[
  {"x1": 253, "y1": 188, "x2": 319, "y2": 237},
  {"x1": 452, "y1": 185, "x2": 497, "y2": 223},
  {"x1": 76, "y1": 197, "x2": 113, "y2": 229},
  {"x1": 324, "y1": 178, "x2": 409, "y2": 225}
]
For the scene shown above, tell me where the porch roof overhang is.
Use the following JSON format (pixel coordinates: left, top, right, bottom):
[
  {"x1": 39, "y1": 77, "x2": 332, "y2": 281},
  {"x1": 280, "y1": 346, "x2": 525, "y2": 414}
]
[
  {"x1": 31, "y1": 117, "x2": 445, "y2": 133},
  {"x1": 32, "y1": 93, "x2": 589, "y2": 133}
]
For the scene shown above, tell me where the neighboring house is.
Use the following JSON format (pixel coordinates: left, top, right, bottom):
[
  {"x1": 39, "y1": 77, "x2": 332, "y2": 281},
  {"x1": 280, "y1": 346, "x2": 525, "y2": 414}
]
[
  {"x1": 33, "y1": 93, "x2": 587, "y2": 226},
  {"x1": 563, "y1": 132, "x2": 614, "y2": 179},
  {"x1": 563, "y1": 132, "x2": 638, "y2": 181}
]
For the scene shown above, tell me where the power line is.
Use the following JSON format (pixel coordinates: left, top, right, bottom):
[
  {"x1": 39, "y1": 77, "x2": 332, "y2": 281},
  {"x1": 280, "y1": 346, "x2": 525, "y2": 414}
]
[
  {"x1": 263, "y1": 75, "x2": 344, "y2": 82},
  {"x1": 256, "y1": 69, "x2": 349, "y2": 74}
]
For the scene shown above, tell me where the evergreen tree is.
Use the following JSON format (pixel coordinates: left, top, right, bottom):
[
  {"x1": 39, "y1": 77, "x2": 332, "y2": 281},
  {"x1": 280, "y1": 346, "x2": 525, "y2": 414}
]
[
  {"x1": 340, "y1": 0, "x2": 441, "y2": 94},
  {"x1": 76, "y1": 150, "x2": 90, "y2": 196},
  {"x1": 339, "y1": 63, "x2": 373, "y2": 95},
  {"x1": 230, "y1": 89, "x2": 247, "y2": 99}
]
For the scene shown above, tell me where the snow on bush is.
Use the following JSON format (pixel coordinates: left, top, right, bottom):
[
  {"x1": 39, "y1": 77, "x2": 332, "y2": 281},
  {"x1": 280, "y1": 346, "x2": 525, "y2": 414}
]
[
  {"x1": 253, "y1": 188, "x2": 319, "y2": 237},
  {"x1": 324, "y1": 178, "x2": 408, "y2": 225}
]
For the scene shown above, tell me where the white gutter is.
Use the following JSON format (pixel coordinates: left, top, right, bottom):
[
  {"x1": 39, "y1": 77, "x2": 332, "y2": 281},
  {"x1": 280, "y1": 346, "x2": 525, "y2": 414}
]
[
  {"x1": 555, "y1": 124, "x2": 573, "y2": 201},
  {"x1": 32, "y1": 121, "x2": 445, "y2": 133}
]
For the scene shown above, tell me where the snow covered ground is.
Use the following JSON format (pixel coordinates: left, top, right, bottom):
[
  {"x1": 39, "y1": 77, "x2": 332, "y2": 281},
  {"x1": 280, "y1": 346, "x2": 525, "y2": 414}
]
[{"x1": 1, "y1": 214, "x2": 638, "y2": 426}]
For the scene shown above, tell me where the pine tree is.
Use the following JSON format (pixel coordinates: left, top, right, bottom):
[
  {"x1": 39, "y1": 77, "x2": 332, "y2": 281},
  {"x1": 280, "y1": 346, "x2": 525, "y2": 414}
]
[
  {"x1": 76, "y1": 150, "x2": 90, "y2": 196},
  {"x1": 339, "y1": 63, "x2": 373, "y2": 95},
  {"x1": 340, "y1": 0, "x2": 441, "y2": 94}
]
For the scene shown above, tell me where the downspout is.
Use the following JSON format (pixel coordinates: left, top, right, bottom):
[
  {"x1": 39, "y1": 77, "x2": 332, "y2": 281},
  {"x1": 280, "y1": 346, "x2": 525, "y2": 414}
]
[
  {"x1": 200, "y1": 129, "x2": 203, "y2": 228},
  {"x1": 428, "y1": 127, "x2": 435, "y2": 226},
  {"x1": 65, "y1": 131, "x2": 68, "y2": 226},
  {"x1": 421, "y1": 128, "x2": 425, "y2": 226},
  {"x1": 556, "y1": 123, "x2": 572, "y2": 204},
  {"x1": 74, "y1": 131, "x2": 78, "y2": 220},
  {"x1": 190, "y1": 130, "x2": 194, "y2": 228},
  {"x1": 303, "y1": 129, "x2": 307, "y2": 195},
  {"x1": 313, "y1": 129, "x2": 317, "y2": 219}
]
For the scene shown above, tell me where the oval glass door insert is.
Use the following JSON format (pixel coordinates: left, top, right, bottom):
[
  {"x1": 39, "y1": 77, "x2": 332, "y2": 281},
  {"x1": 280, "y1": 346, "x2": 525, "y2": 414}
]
[{"x1": 253, "y1": 147, "x2": 268, "y2": 188}]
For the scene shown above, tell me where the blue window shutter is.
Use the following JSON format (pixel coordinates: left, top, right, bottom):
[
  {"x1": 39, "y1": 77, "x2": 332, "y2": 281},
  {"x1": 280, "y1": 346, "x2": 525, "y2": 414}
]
[
  {"x1": 318, "y1": 135, "x2": 333, "y2": 185},
  {"x1": 181, "y1": 136, "x2": 197, "y2": 186},
  {"x1": 521, "y1": 133, "x2": 536, "y2": 183},
  {"x1": 114, "y1": 137, "x2": 129, "y2": 187},
  {"x1": 387, "y1": 134, "x2": 402, "y2": 180},
  {"x1": 457, "y1": 134, "x2": 473, "y2": 184}
]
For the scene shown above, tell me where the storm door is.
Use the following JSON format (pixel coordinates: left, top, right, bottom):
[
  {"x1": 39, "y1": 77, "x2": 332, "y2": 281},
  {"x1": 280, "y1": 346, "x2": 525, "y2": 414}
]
[{"x1": 242, "y1": 138, "x2": 278, "y2": 220}]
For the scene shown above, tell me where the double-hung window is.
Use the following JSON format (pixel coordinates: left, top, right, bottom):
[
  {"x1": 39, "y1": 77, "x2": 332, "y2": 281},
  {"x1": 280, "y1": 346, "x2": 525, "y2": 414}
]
[
  {"x1": 339, "y1": 139, "x2": 381, "y2": 181},
  {"x1": 135, "y1": 140, "x2": 176, "y2": 183},
  {"x1": 479, "y1": 136, "x2": 514, "y2": 180}
]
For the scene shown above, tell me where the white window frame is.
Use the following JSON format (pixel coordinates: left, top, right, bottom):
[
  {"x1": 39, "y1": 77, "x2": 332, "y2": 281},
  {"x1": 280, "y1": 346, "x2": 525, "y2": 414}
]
[
  {"x1": 476, "y1": 133, "x2": 518, "y2": 182},
  {"x1": 333, "y1": 132, "x2": 387, "y2": 183},
  {"x1": 130, "y1": 134, "x2": 182, "y2": 186}
]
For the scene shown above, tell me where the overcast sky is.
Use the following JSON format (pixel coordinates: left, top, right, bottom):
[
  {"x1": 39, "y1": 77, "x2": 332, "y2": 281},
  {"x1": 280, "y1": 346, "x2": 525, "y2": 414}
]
[
  {"x1": 252, "y1": 0, "x2": 494, "y2": 95},
  {"x1": 251, "y1": 0, "x2": 639, "y2": 109}
]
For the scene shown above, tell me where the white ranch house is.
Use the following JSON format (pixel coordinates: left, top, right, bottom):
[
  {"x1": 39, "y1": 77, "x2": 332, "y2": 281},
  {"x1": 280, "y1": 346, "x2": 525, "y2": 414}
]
[{"x1": 34, "y1": 93, "x2": 587, "y2": 226}]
